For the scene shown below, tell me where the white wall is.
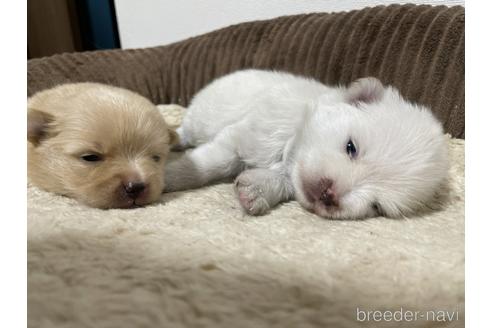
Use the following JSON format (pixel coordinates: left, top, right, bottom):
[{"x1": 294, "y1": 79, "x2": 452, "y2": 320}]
[{"x1": 114, "y1": 0, "x2": 464, "y2": 49}]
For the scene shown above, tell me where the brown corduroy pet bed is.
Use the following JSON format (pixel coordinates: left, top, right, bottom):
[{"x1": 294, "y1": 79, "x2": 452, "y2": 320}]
[
  {"x1": 28, "y1": 4, "x2": 464, "y2": 137},
  {"x1": 28, "y1": 5, "x2": 465, "y2": 328}
]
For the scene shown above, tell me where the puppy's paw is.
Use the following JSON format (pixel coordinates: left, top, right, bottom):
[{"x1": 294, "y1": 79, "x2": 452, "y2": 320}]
[{"x1": 234, "y1": 174, "x2": 271, "y2": 216}]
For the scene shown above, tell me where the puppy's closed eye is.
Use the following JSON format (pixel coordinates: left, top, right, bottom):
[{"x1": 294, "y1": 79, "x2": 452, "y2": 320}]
[
  {"x1": 372, "y1": 202, "x2": 383, "y2": 216},
  {"x1": 80, "y1": 153, "x2": 103, "y2": 162}
]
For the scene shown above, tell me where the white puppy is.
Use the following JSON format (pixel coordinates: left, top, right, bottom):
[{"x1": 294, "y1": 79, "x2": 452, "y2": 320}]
[{"x1": 165, "y1": 69, "x2": 448, "y2": 219}]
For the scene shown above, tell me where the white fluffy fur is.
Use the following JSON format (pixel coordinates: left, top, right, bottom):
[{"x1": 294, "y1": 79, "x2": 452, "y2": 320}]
[{"x1": 165, "y1": 70, "x2": 448, "y2": 219}]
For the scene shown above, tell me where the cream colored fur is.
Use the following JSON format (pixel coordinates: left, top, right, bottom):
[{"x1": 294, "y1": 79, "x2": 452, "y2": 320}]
[
  {"x1": 27, "y1": 83, "x2": 176, "y2": 209},
  {"x1": 27, "y1": 105, "x2": 464, "y2": 328}
]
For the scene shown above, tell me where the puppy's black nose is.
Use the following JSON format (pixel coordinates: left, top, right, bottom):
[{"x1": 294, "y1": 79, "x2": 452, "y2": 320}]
[{"x1": 124, "y1": 182, "x2": 146, "y2": 199}]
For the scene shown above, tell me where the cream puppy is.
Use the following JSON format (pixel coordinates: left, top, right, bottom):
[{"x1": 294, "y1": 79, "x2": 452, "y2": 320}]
[
  {"x1": 165, "y1": 69, "x2": 448, "y2": 219},
  {"x1": 28, "y1": 83, "x2": 177, "y2": 209}
]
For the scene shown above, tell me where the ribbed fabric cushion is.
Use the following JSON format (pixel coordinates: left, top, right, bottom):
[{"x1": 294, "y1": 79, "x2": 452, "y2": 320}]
[{"x1": 27, "y1": 4, "x2": 465, "y2": 138}]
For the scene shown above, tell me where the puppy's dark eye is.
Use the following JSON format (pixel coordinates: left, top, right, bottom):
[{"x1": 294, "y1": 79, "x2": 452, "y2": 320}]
[
  {"x1": 81, "y1": 154, "x2": 102, "y2": 162},
  {"x1": 346, "y1": 139, "x2": 357, "y2": 159},
  {"x1": 372, "y1": 202, "x2": 382, "y2": 216},
  {"x1": 152, "y1": 155, "x2": 161, "y2": 162}
]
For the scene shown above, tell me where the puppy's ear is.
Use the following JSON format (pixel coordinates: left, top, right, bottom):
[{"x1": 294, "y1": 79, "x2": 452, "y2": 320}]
[
  {"x1": 168, "y1": 129, "x2": 179, "y2": 146},
  {"x1": 27, "y1": 109, "x2": 56, "y2": 146},
  {"x1": 345, "y1": 77, "x2": 385, "y2": 105}
]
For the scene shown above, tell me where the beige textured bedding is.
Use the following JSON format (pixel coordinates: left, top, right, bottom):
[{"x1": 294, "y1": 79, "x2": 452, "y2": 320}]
[{"x1": 27, "y1": 105, "x2": 464, "y2": 328}]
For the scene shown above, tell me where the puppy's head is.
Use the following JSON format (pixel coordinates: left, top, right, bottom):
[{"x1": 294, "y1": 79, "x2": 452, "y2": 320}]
[
  {"x1": 290, "y1": 77, "x2": 448, "y2": 219},
  {"x1": 27, "y1": 83, "x2": 177, "y2": 209}
]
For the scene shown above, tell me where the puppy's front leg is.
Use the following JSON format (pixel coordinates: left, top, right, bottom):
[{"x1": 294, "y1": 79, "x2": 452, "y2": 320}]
[
  {"x1": 164, "y1": 131, "x2": 242, "y2": 192},
  {"x1": 234, "y1": 167, "x2": 294, "y2": 216}
]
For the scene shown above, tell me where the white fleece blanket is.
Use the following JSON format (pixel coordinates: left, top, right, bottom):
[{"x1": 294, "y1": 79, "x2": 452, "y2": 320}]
[{"x1": 27, "y1": 105, "x2": 464, "y2": 328}]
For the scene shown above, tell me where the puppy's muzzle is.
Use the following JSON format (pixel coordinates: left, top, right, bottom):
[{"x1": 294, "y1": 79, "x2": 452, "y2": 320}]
[
  {"x1": 123, "y1": 181, "x2": 147, "y2": 200},
  {"x1": 319, "y1": 186, "x2": 338, "y2": 207},
  {"x1": 304, "y1": 178, "x2": 339, "y2": 208}
]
